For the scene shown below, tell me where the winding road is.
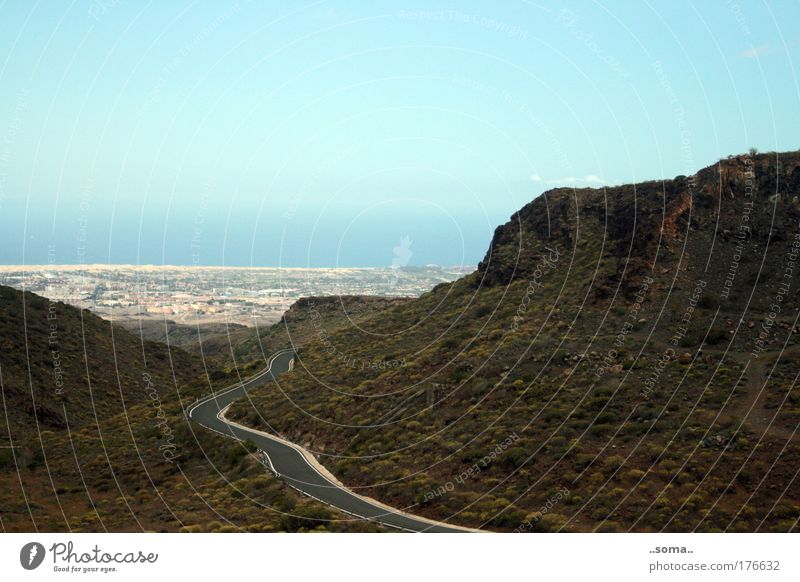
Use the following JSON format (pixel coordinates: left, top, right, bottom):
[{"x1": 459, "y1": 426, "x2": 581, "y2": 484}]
[{"x1": 186, "y1": 349, "x2": 471, "y2": 532}]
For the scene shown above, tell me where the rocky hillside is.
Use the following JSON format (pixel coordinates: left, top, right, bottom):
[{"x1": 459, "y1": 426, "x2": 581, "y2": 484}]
[
  {"x1": 0, "y1": 285, "x2": 379, "y2": 532},
  {"x1": 228, "y1": 150, "x2": 800, "y2": 532},
  {"x1": 0, "y1": 285, "x2": 207, "y2": 435}
]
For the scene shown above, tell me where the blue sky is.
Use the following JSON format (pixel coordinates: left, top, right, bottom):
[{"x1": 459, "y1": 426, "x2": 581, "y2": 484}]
[{"x1": 1, "y1": 0, "x2": 798, "y2": 267}]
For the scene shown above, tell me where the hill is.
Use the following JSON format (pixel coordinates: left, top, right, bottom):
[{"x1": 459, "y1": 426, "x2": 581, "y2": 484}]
[
  {"x1": 227, "y1": 151, "x2": 800, "y2": 532},
  {"x1": 117, "y1": 319, "x2": 250, "y2": 359},
  {"x1": 120, "y1": 295, "x2": 411, "y2": 371},
  {"x1": 0, "y1": 285, "x2": 380, "y2": 532},
  {"x1": 0, "y1": 285, "x2": 209, "y2": 436}
]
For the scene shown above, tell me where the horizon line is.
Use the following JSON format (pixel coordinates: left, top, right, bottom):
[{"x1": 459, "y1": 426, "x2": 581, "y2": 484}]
[{"x1": 0, "y1": 262, "x2": 476, "y2": 271}]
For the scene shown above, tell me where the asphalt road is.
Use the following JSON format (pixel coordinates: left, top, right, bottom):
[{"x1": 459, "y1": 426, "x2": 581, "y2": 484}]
[{"x1": 187, "y1": 349, "x2": 469, "y2": 533}]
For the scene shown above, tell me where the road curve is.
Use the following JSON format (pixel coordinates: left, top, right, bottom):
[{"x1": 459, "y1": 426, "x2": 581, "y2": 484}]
[{"x1": 186, "y1": 349, "x2": 472, "y2": 533}]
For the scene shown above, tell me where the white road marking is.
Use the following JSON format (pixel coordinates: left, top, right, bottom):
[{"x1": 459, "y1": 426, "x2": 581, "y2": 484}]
[{"x1": 188, "y1": 348, "x2": 479, "y2": 533}]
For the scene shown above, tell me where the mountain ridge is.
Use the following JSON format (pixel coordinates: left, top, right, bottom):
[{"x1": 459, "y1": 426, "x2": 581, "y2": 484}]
[
  {"x1": 228, "y1": 150, "x2": 800, "y2": 532},
  {"x1": 0, "y1": 285, "x2": 383, "y2": 532}
]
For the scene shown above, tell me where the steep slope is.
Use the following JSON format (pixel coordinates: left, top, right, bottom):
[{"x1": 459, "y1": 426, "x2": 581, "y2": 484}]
[
  {"x1": 0, "y1": 285, "x2": 205, "y2": 436},
  {"x1": 0, "y1": 286, "x2": 380, "y2": 532},
  {"x1": 117, "y1": 319, "x2": 250, "y2": 358},
  {"x1": 228, "y1": 151, "x2": 800, "y2": 532},
  {"x1": 119, "y1": 296, "x2": 411, "y2": 372}
]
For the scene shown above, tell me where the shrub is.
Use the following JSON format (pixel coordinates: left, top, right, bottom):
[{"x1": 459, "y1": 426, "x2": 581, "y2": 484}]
[
  {"x1": 596, "y1": 520, "x2": 620, "y2": 532},
  {"x1": 705, "y1": 327, "x2": 728, "y2": 345},
  {"x1": 500, "y1": 447, "x2": 531, "y2": 470},
  {"x1": 488, "y1": 508, "x2": 527, "y2": 530},
  {"x1": 539, "y1": 513, "x2": 569, "y2": 532},
  {"x1": 697, "y1": 294, "x2": 719, "y2": 310},
  {"x1": 602, "y1": 455, "x2": 626, "y2": 471},
  {"x1": 0, "y1": 448, "x2": 15, "y2": 469},
  {"x1": 280, "y1": 506, "x2": 334, "y2": 532}
]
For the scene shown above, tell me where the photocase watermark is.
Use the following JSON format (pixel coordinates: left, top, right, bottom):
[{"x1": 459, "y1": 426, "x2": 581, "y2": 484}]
[
  {"x1": 652, "y1": 60, "x2": 696, "y2": 178},
  {"x1": 398, "y1": 9, "x2": 528, "y2": 39},
  {"x1": 668, "y1": 279, "x2": 707, "y2": 348},
  {"x1": 510, "y1": 246, "x2": 560, "y2": 331},
  {"x1": 284, "y1": 142, "x2": 368, "y2": 223},
  {"x1": 640, "y1": 279, "x2": 706, "y2": 399},
  {"x1": 359, "y1": 358, "x2": 407, "y2": 372},
  {"x1": 87, "y1": 0, "x2": 120, "y2": 22},
  {"x1": 20, "y1": 540, "x2": 159, "y2": 573},
  {"x1": 751, "y1": 221, "x2": 800, "y2": 358},
  {"x1": 306, "y1": 299, "x2": 407, "y2": 371},
  {"x1": 20, "y1": 542, "x2": 45, "y2": 570},
  {"x1": 142, "y1": 373, "x2": 180, "y2": 464},
  {"x1": 452, "y1": 75, "x2": 571, "y2": 177},
  {"x1": 46, "y1": 245, "x2": 65, "y2": 396},
  {"x1": 640, "y1": 348, "x2": 674, "y2": 400},
  {"x1": 76, "y1": 179, "x2": 93, "y2": 265},
  {"x1": 557, "y1": 10, "x2": 628, "y2": 77},
  {"x1": 49, "y1": 541, "x2": 157, "y2": 573},
  {"x1": 721, "y1": 155, "x2": 755, "y2": 300},
  {"x1": 513, "y1": 486, "x2": 570, "y2": 533},
  {"x1": 595, "y1": 275, "x2": 653, "y2": 377},
  {"x1": 140, "y1": 3, "x2": 245, "y2": 117},
  {"x1": 181, "y1": 3, "x2": 245, "y2": 59},
  {"x1": 421, "y1": 433, "x2": 520, "y2": 502},
  {"x1": 0, "y1": 87, "x2": 28, "y2": 209},
  {"x1": 389, "y1": 235, "x2": 413, "y2": 290},
  {"x1": 190, "y1": 179, "x2": 212, "y2": 267},
  {"x1": 727, "y1": 0, "x2": 752, "y2": 37}
]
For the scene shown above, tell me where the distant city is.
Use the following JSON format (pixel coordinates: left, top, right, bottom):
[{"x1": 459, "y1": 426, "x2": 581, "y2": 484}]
[{"x1": 0, "y1": 264, "x2": 472, "y2": 326}]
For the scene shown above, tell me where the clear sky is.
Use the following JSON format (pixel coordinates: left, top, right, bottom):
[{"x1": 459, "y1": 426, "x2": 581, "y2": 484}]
[{"x1": 1, "y1": 0, "x2": 798, "y2": 267}]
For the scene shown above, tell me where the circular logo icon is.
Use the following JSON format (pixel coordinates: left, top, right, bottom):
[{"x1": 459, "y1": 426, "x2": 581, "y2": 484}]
[{"x1": 20, "y1": 542, "x2": 46, "y2": 570}]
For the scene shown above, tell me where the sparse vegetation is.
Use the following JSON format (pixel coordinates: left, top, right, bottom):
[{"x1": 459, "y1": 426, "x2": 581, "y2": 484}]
[
  {"x1": 0, "y1": 286, "x2": 382, "y2": 532},
  {"x1": 225, "y1": 151, "x2": 800, "y2": 532}
]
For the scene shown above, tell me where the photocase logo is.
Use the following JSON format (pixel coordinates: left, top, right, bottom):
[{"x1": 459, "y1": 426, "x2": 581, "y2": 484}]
[
  {"x1": 391, "y1": 235, "x2": 413, "y2": 269},
  {"x1": 390, "y1": 235, "x2": 413, "y2": 289},
  {"x1": 20, "y1": 542, "x2": 46, "y2": 570}
]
